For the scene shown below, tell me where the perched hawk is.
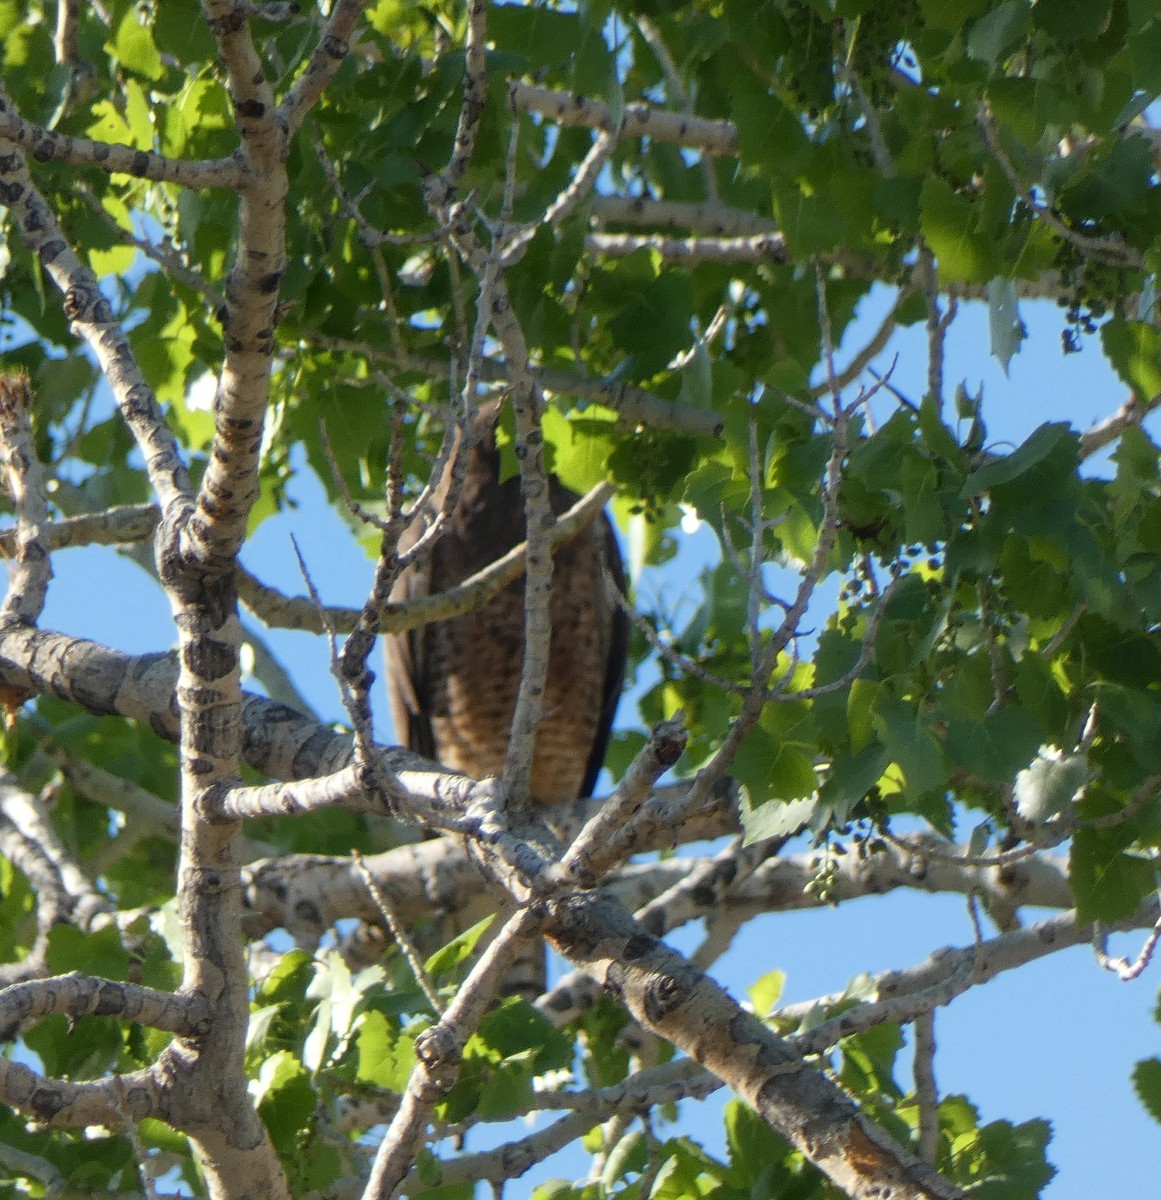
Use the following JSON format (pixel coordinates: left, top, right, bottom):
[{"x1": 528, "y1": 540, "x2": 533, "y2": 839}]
[{"x1": 386, "y1": 403, "x2": 629, "y2": 809}]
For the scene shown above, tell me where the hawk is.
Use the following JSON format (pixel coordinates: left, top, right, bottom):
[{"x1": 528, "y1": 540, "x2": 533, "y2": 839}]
[{"x1": 386, "y1": 402, "x2": 629, "y2": 810}]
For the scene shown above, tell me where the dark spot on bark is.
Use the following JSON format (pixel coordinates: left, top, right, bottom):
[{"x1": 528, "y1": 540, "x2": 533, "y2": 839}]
[
  {"x1": 32, "y1": 136, "x2": 55, "y2": 163},
  {"x1": 31, "y1": 1087, "x2": 65, "y2": 1120},
  {"x1": 71, "y1": 660, "x2": 121, "y2": 717},
  {"x1": 603, "y1": 960, "x2": 626, "y2": 1003},
  {"x1": 322, "y1": 34, "x2": 346, "y2": 58},
  {"x1": 643, "y1": 972, "x2": 686, "y2": 1023},
  {"x1": 729, "y1": 1011, "x2": 761, "y2": 1046},
  {"x1": 0, "y1": 179, "x2": 22, "y2": 205},
  {"x1": 256, "y1": 269, "x2": 282, "y2": 293},
  {"x1": 184, "y1": 637, "x2": 236, "y2": 683},
  {"x1": 179, "y1": 687, "x2": 222, "y2": 717},
  {"x1": 623, "y1": 934, "x2": 654, "y2": 962},
  {"x1": 209, "y1": 10, "x2": 244, "y2": 35},
  {"x1": 639, "y1": 909, "x2": 666, "y2": 938},
  {"x1": 185, "y1": 755, "x2": 215, "y2": 776},
  {"x1": 248, "y1": 695, "x2": 301, "y2": 726},
  {"x1": 123, "y1": 383, "x2": 155, "y2": 417},
  {"x1": 550, "y1": 894, "x2": 605, "y2": 958},
  {"x1": 95, "y1": 981, "x2": 123, "y2": 1016},
  {"x1": 63, "y1": 288, "x2": 85, "y2": 319},
  {"x1": 235, "y1": 98, "x2": 266, "y2": 119},
  {"x1": 290, "y1": 725, "x2": 342, "y2": 781},
  {"x1": 22, "y1": 199, "x2": 48, "y2": 234},
  {"x1": 123, "y1": 1085, "x2": 152, "y2": 1119},
  {"x1": 294, "y1": 899, "x2": 322, "y2": 927}
]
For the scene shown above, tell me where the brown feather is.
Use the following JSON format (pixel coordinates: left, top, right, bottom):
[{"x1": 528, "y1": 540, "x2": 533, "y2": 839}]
[{"x1": 385, "y1": 404, "x2": 628, "y2": 805}]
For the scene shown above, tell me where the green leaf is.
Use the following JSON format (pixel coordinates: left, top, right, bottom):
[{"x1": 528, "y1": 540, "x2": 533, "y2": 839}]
[
  {"x1": 1033, "y1": 0, "x2": 1114, "y2": 42},
  {"x1": 1061, "y1": 137, "x2": 1154, "y2": 219},
  {"x1": 138, "y1": 1117, "x2": 189, "y2": 1155},
  {"x1": 678, "y1": 341, "x2": 714, "y2": 412},
  {"x1": 477, "y1": 999, "x2": 573, "y2": 1073},
  {"x1": 111, "y1": 8, "x2": 164, "y2": 81},
  {"x1": 747, "y1": 969, "x2": 786, "y2": 1018},
  {"x1": 484, "y1": 4, "x2": 581, "y2": 70},
  {"x1": 425, "y1": 915, "x2": 495, "y2": 980},
  {"x1": 740, "y1": 791, "x2": 818, "y2": 843},
  {"x1": 840, "y1": 1023, "x2": 906, "y2": 1102},
  {"x1": 153, "y1": 0, "x2": 217, "y2": 63},
  {"x1": 246, "y1": 1004, "x2": 280, "y2": 1054},
  {"x1": 966, "y1": 0, "x2": 1032, "y2": 66},
  {"x1": 847, "y1": 678, "x2": 880, "y2": 752},
  {"x1": 733, "y1": 722, "x2": 819, "y2": 810},
  {"x1": 1129, "y1": 16, "x2": 1161, "y2": 93},
  {"x1": 541, "y1": 405, "x2": 617, "y2": 495},
  {"x1": 608, "y1": 270, "x2": 696, "y2": 380},
  {"x1": 962, "y1": 422, "x2": 1073, "y2": 495},
  {"x1": 46, "y1": 922, "x2": 130, "y2": 980},
  {"x1": 164, "y1": 77, "x2": 234, "y2": 157},
  {"x1": 872, "y1": 574, "x2": 948, "y2": 675},
  {"x1": 773, "y1": 177, "x2": 845, "y2": 255},
  {"x1": 254, "y1": 1051, "x2": 316, "y2": 1152},
  {"x1": 1102, "y1": 319, "x2": 1161, "y2": 401},
  {"x1": 355, "y1": 1010, "x2": 417, "y2": 1091},
  {"x1": 1133, "y1": 1057, "x2": 1161, "y2": 1125},
  {"x1": 920, "y1": 179, "x2": 1002, "y2": 284},
  {"x1": 944, "y1": 709, "x2": 1045, "y2": 784},
  {"x1": 24, "y1": 1013, "x2": 122, "y2": 1080},
  {"x1": 1070, "y1": 823, "x2": 1155, "y2": 921},
  {"x1": 874, "y1": 703, "x2": 949, "y2": 795},
  {"x1": 1014, "y1": 749, "x2": 1090, "y2": 823},
  {"x1": 723, "y1": 1099, "x2": 795, "y2": 1187},
  {"x1": 972, "y1": 1117, "x2": 1055, "y2": 1196},
  {"x1": 918, "y1": 394, "x2": 963, "y2": 465},
  {"x1": 650, "y1": 1138, "x2": 732, "y2": 1200},
  {"x1": 256, "y1": 949, "x2": 314, "y2": 1004},
  {"x1": 821, "y1": 744, "x2": 892, "y2": 820},
  {"x1": 987, "y1": 278, "x2": 1025, "y2": 374}
]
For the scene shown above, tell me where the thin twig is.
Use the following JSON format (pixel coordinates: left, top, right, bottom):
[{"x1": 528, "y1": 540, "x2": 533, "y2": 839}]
[
  {"x1": 353, "y1": 850, "x2": 444, "y2": 1015},
  {"x1": 978, "y1": 104, "x2": 1144, "y2": 270},
  {"x1": 1093, "y1": 915, "x2": 1161, "y2": 981},
  {"x1": 913, "y1": 1011, "x2": 939, "y2": 1163}
]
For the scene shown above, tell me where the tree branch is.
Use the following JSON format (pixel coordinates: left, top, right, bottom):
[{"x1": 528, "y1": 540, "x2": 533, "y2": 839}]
[
  {"x1": 0, "y1": 105, "x2": 242, "y2": 188},
  {"x1": 510, "y1": 82, "x2": 739, "y2": 156},
  {"x1": 0, "y1": 973, "x2": 210, "y2": 1042},
  {"x1": 544, "y1": 890, "x2": 965, "y2": 1200},
  {"x1": 309, "y1": 335, "x2": 725, "y2": 435},
  {"x1": 0, "y1": 100, "x2": 192, "y2": 512},
  {"x1": 0, "y1": 373, "x2": 53, "y2": 626}
]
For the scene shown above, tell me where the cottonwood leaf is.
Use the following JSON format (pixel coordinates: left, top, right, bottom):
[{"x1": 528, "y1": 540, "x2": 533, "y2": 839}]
[{"x1": 1014, "y1": 749, "x2": 1090, "y2": 823}]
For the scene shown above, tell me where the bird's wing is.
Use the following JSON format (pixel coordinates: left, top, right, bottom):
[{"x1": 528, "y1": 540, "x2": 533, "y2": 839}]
[
  {"x1": 384, "y1": 534, "x2": 437, "y2": 762},
  {"x1": 384, "y1": 417, "x2": 477, "y2": 762},
  {"x1": 579, "y1": 511, "x2": 630, "y2": 799}
]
